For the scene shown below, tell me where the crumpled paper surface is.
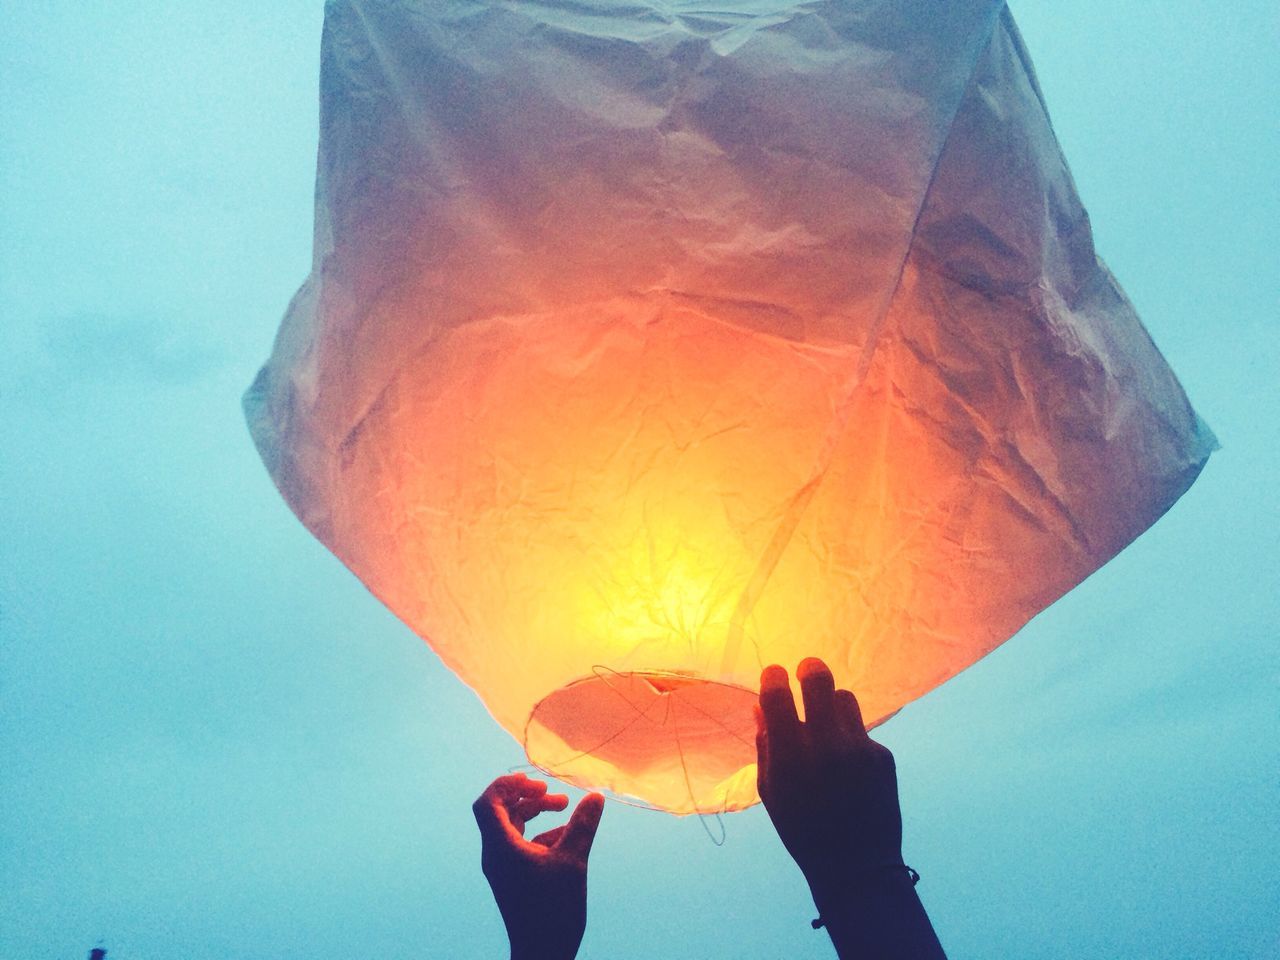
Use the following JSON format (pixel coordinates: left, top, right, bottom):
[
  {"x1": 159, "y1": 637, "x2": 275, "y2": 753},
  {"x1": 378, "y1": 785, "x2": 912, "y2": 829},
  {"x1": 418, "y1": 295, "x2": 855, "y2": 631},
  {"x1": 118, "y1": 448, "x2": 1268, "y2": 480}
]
[{"x1": 246, "y1": 0, "x2": 1215, "y2": 813}]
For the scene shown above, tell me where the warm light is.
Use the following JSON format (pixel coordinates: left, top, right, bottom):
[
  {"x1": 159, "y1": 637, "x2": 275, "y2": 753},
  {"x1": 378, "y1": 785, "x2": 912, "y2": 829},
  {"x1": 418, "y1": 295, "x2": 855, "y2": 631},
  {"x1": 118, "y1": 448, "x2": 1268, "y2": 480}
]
[{"x1": 246, "y1": 2, "x2": 1214, "y2": 814}]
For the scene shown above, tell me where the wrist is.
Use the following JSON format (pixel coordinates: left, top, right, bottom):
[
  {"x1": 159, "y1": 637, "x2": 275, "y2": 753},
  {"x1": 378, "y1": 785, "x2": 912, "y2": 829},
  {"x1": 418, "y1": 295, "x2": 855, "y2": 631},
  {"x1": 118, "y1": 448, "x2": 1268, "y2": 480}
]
[
  {"x1": 501, "y1": 909, "x2": 583, "y2": 960},
  {"x1": 806, "y1": 868, "x2": 946, "y2": 960},
  {"x1": 807, "y1": 863, "x2": 919, "y2": 916}
]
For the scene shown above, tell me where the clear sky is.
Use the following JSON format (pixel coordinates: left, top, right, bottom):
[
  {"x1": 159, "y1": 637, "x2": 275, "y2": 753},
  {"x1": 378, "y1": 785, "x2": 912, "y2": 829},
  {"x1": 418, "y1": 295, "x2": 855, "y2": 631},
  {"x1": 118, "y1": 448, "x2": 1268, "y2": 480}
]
[{"x1": 1, "y1": 3, "x2": 1276, "y2": 958}]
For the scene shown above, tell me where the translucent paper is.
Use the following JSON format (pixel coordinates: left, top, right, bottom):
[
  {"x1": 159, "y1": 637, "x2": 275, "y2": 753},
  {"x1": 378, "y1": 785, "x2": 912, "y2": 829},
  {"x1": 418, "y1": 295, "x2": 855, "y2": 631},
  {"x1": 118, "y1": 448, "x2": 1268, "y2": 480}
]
[{"x1": 246, "y1": 0, "x2": 1215, "y2": 814}]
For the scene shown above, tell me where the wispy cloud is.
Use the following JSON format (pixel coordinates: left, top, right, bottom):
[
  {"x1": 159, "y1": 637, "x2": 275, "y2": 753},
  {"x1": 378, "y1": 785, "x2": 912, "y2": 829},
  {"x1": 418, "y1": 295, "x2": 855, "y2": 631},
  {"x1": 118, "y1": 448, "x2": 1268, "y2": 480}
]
[{"x1": 37, "y1": 313, "x2": 227, "y2": 386}]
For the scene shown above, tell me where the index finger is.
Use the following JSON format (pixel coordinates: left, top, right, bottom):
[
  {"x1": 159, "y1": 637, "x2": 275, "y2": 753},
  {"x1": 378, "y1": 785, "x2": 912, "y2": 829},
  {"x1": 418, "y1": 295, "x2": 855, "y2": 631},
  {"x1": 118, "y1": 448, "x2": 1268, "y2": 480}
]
[
  {"x1": 759, "y1": 664, "x2": 801, "y2": 753},
  {"x1": 473, "y1": 774, "x2": 542, "y2": 841},
  {"x1": 473, "y1": 785, "x2": 523, "y2": 844},
  {"x1": 489, "y1": 773, "x2": 546, "y2": 803}
]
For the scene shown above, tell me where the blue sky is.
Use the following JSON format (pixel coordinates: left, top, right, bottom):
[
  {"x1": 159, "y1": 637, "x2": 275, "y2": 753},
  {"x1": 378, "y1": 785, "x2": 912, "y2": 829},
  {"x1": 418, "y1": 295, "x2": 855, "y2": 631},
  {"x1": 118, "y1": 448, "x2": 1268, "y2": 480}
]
[{"x1": 1, "y1": 3, "x2": 1276, "y2": 958}]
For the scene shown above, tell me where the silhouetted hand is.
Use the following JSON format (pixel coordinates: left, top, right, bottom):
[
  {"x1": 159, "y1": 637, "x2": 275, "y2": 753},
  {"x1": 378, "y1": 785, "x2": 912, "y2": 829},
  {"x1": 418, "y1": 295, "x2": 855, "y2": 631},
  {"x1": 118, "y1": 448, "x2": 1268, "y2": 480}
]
[
  {"x1": 473, "y1": 773, "x2": 605, "y2": 960},
  {"x1": 756, "y1": 658, "x2": 945, "y2": 959},
  {"x1": 756, "y1": 657, "x2": 903, "y2": 890}
]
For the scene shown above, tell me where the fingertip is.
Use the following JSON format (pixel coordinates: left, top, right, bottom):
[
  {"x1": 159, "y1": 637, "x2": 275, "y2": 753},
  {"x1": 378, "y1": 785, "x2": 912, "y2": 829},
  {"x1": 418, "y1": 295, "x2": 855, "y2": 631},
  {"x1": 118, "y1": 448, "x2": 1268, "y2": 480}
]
[
  {"x1": 544, "y1": 792, "x2": 570, "y2": 810},
  {"x1": 833, "y1": 687, "x2": 862, "y2": 707},
  {"x1": 833, "y1": 687, "x2": 868, "y2": 738},
  {"x1": 797, "y1": 657, "x2": 832, "y2": 681},
  {"x1": 760, "y1": 665, "x2": 791, "y2": 702},
  {"x1": 760, "y1": 663, "x2": 788, "y2": 687},
  {"x1": 565, "y1": 792, "x2": 605, "y2": 839},
  {"x1": 759, "y1": 664, "x2": 801, "y2": 732},
  {"x1": 577, "y1": 792, "x2": 605, "y2": 827}
]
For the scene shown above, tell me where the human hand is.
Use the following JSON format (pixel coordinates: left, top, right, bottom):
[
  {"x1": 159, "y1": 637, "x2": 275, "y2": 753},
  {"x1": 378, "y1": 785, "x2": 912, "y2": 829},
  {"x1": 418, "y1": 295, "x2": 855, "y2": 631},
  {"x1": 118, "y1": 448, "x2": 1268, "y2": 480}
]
[
  {"x1": 755, "y1": 658, "x2": 904, "y2": 902},
  {"x1": 473, "y1": 773, "x2": 605, "y2": 960}
]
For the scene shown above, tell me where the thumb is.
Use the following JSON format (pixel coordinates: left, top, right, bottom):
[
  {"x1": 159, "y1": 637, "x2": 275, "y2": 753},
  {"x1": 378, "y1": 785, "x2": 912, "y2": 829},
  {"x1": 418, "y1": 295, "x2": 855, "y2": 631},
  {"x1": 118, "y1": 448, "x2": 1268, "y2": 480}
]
[{"x1": 558, "y1": 792, "x2": 605, "y2": 861}]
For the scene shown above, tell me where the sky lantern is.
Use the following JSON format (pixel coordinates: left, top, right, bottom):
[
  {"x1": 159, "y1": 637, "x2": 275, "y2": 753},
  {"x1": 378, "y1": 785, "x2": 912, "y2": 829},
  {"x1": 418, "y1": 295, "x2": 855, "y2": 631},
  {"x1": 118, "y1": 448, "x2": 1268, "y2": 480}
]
[{"x1": 246, "y1": 0, "x2": 1214, "y2": 815}]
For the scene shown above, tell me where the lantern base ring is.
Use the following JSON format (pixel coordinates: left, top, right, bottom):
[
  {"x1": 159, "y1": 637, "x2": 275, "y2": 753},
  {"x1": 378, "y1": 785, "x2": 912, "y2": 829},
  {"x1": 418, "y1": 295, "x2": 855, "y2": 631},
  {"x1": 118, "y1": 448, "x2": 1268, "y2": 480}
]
[{"x1": 522, "y1": 669, "x2": 761, "y2": 816}]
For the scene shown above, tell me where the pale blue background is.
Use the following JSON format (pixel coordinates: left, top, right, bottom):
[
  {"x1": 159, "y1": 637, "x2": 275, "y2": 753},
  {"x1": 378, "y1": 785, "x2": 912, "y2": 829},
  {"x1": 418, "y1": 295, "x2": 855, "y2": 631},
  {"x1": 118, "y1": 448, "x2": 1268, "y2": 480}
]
[{"x1": 2, "y1": 3, "x2": 1276, "y2": 958}]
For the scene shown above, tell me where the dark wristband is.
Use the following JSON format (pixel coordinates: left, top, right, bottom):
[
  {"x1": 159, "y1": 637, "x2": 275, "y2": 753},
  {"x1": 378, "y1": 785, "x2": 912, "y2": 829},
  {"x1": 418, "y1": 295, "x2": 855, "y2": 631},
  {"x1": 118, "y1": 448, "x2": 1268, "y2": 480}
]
[{"x1": 810, "y1": 864, "x2": 921, "y2": 930}]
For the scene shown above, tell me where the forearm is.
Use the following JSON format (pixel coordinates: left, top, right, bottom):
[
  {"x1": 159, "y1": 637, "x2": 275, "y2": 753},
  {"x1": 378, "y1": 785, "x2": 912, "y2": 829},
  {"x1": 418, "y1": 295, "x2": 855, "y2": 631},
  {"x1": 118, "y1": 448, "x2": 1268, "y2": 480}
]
[{"x1": 810, "y1": 875, "x2": 946, "y2": 960}]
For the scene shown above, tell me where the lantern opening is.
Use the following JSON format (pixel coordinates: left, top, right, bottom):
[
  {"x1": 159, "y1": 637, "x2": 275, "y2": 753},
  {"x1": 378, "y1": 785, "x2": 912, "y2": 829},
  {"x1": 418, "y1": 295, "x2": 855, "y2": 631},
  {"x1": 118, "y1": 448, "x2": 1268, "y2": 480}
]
[{"x1": 523, "y1": 671, "x2": 760, "y2": 816}]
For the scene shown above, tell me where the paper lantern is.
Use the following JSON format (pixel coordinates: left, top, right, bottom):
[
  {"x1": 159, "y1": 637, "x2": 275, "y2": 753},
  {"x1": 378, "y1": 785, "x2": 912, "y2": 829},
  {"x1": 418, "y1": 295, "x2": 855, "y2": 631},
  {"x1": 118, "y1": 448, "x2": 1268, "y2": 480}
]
[{"x1": 245, "y1": 0, "x2": 1214, "y2": 814}]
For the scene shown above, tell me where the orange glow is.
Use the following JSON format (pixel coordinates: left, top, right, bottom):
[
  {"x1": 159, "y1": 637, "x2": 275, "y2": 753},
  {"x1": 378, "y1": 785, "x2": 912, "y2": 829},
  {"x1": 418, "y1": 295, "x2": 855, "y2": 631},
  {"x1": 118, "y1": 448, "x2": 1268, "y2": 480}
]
[
  {"x1": 246, "y1": 2, "x2": 1214, "y2": 814},
  {"x1": 256, "y1": 285, "x2": 1200, "y2": 815}
]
